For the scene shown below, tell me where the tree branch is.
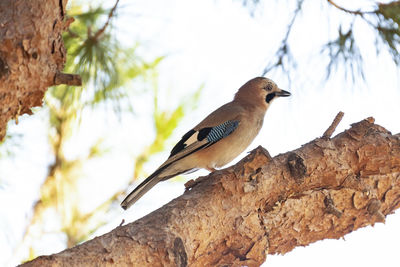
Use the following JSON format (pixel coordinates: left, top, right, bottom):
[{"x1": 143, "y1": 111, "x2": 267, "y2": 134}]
[
  {"x1": 262, "y1": 0, "x2": 304, "y2": 79},
  {"x1": 91, "y1": 0, "x2": 120, "y2": 42},
  {"x1": 322, "y1": 111, "x2": 344, "y2": 138},
  {"x1": 0, "y1": 0, "x2": 72, "y2": 140},
  {"x1": 327, "y1": 0, "x2": 376, "y2": 16},
  {"x1": 54, "y1": 72, "x2": 82, "y2": 86},
  {"x1": 21, "y1": 116, "x2": 400, "y2": 266}
]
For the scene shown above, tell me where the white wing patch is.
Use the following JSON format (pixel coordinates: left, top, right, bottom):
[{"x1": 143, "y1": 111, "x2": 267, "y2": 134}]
[{"x1": 184, "y1": 132, "x2": 199, "y2": 147}]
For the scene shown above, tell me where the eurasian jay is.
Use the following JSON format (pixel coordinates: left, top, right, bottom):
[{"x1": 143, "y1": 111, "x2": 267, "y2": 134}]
[{"x1": 121, "y1": 77, "x2": 290, "y2": 209}]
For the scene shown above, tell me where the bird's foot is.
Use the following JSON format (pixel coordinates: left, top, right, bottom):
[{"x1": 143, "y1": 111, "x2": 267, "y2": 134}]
[{"x1": 184, "y1": 179, "x2": 197, "y2": 191}]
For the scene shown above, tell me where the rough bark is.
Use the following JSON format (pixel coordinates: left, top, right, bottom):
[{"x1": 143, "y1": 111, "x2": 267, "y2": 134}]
[
  {"x1": 21, "y1": 117, "x2": 400, "y2": 267},
  {"x1": 0, "y1": 0, "x2": 78, "y2": 140}
]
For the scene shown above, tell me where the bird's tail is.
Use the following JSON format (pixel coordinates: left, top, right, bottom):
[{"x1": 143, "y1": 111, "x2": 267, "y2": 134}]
[{"x1": 120, "y1": 173, "x2": 163, "y2": 210}]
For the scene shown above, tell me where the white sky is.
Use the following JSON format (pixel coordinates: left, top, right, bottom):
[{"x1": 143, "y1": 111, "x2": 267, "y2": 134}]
[{"x1": 1, "y1": 0, "x2": 400, "y2": 266}]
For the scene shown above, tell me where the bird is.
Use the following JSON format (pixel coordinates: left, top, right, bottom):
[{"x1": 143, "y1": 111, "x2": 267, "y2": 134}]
[{"x1": 121, "y1": 77, "x2": 291, "y2": 210}]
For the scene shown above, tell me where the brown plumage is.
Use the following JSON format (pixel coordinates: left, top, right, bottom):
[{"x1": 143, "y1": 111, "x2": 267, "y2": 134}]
[{"x1": 121, "y1": 77, "x2": 290, "y2": 210}]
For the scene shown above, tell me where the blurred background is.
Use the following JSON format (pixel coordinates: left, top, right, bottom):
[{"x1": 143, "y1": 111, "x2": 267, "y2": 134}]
[{"x1": 0, "y1": 0, "x2": 399, "y2": 266}]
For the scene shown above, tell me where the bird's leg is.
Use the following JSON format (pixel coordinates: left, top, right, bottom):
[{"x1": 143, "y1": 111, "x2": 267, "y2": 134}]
[
  {"x1": 185, "y1": 168, "x2": 216, "y2": 191},
  {"x1": 184, "y1": 179, "x2": 197, "y2": 191}
]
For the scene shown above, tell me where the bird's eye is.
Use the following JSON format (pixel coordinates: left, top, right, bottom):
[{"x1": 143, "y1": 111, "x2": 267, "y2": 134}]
[{"x1": 264, "y1": 84, "x2": 273, "y2": 91}]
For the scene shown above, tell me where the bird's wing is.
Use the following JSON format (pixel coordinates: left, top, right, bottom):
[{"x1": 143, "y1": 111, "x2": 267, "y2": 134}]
[
  {"x1": 156, "y1": 119, "x2": 240, "y2": 171},
  {"x1": 153, "y1": 102, "x2": 244, "y2": 170},
  {"x1": 121, "y1": 120, "x2": 239, "y2": 210}
]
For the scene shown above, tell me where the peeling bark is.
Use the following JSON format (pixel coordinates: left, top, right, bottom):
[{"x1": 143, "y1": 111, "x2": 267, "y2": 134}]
[
  {"x1": 21, "y1": 117, "x2": 400, "y2": 266},
  {"x1": 0, "y1": 0, "x2": 76, "y2": 140}
]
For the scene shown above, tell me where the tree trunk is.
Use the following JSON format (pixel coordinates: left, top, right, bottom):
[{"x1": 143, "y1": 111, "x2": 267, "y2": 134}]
[
  {"x1": 21, "y1": 116, "x2": 400, "y2": 266},
  {"x1": 0, "y1": 0, "x2": 78, "y2": 140}
]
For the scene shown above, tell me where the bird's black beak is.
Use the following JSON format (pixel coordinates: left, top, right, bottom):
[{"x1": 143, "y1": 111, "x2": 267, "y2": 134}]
[{"x1": 276, "y1": 89, "x2": 291, "y2": 97}]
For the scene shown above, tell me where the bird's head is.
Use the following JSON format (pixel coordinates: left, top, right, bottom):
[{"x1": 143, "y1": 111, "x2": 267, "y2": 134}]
[{"x1": 234, "y1": 77, "x2": 291, "y2": 110}]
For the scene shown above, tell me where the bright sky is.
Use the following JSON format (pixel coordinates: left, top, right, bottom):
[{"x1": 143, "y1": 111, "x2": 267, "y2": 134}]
[{"x1": 1, "y1": 0, "x2": 400, "y2": 266}]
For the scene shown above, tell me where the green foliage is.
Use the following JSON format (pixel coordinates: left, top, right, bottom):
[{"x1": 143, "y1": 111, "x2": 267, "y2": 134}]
[
  {"x1": 322, "y1": 26, "x2": 364, "y2": 82},
  {"x1": 48, "y1": 0, "x2": 164, "y2": 114},
  {"x1": 320, "y1": 0, "x2": 399, "y2": 82},
  {"x1": 240, "y1": 0, "x2": 400, "y2": 84},
  {"x1": 262, "y1": 0, "x2": 303, "y2": 84},
  {"x1": 376, "y1": 1, "x2": 400, "y2": 64},
  {"x1": 49, "y1": 2, "x2": 159, "y2": 109}
]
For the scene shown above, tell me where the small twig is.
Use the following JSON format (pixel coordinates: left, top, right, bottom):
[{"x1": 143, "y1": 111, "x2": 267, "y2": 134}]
[
  {"x1": 262, "y1": 0, "x2": 304, "y2": 78},
  {"x1": 327, "y1": 0, "x2": 376, "y2": 16},
  {"x1": 323, "y1": 111, "x2": 344, "y2": 139},
  {"x1": 67, "y1": 29, "x2": 79, "y2": 39},
  {"x1": 92, "y1": 0, "x2": 120, "y2": 41},
  {"x1": 54, "y1": 72, "x2": 82, "y2": 86}
]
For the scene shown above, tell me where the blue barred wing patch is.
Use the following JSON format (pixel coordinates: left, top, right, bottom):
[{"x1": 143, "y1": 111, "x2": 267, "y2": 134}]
[{"x1": 207, "y1": 120, "x2": 239, "y2": 143}]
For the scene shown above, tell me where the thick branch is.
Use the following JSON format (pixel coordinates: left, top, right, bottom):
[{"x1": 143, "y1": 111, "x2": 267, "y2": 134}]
[
  {"x1": 0, "y1": 0, "x2": 77, "y2": 140},
  {"x1": 21, "y1": 117, "x2": 400, "y2": 266}
]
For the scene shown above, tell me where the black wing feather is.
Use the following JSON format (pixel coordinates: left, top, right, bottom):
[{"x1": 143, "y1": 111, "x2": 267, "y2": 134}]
[
  {"x1": 169, "y1": 120, "x2": 239, "y2": 158},
  {"x1": 169, "y1": 129, "x2": 196, "y2": 158},
  {"x1": 197, "y1": 127, "x2": 212, "y2": 141}
]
